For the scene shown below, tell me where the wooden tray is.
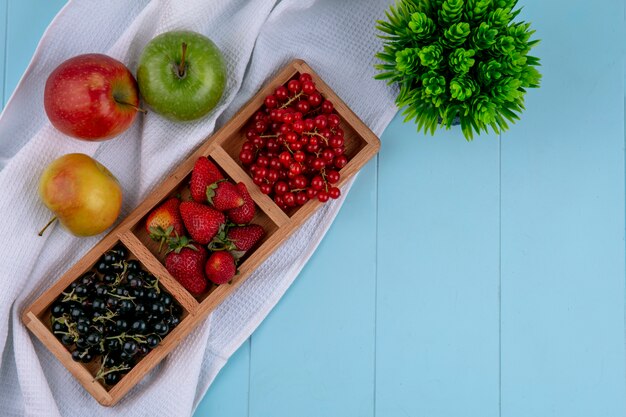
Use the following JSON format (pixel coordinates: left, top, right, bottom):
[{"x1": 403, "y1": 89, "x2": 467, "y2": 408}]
[{"x1": 22, "y1": 59, "x2": 380, "y2": 406}]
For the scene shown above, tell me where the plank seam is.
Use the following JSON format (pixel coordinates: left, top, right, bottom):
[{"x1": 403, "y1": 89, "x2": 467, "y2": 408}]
[
  {"x1": 498, "y1": 132, "x2": 502, "y2": 417},
  {"x1": 373, "y1": 153, "x2": 379, "y2": 417}
]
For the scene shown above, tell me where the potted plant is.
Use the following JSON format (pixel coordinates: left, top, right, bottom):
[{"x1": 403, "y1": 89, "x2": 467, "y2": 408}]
[{"x1": 375, "y1": 0, "x2": 541, "y2": 140}]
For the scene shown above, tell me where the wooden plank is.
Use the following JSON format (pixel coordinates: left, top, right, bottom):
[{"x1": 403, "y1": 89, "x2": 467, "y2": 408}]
[
  {"x1": 4, "y1": 0, "x2": 66, "y2": 100},
  {"x1": 249, "y1": 159, "x2": 378, "y2": 417},
  {"x1": 500, "y1": 1, "x2": 626, "y2": 416},
  {"x1": 0, "y1": 0, "x2": 6, "y2": 105},
  {"x1": 376, "y1": 116, "x2": 501, "y2": 416}
]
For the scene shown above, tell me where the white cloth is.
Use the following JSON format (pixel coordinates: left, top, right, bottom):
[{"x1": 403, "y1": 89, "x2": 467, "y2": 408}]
[{"x1": 0, "y1": 0, "x2": 397, "y2": 415}]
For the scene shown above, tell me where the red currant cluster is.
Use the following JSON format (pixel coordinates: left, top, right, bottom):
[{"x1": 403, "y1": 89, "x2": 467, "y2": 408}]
[{"x1": 239, "y1": 73, "x2": 347, "y2": 211}]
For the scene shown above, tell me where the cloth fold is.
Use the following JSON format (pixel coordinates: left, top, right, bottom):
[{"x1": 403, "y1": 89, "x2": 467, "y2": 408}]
[{"x1": 0, "y1": 0, "x2": 397, "y2": 415}]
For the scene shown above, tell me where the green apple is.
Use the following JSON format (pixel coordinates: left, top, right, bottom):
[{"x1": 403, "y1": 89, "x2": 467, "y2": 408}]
[
  {"x1": 38, "y1": 154, "x2": 123, "y2": 237},
  {"x1": 137, "y1": 30, "x2": 227, "y2": 121}
]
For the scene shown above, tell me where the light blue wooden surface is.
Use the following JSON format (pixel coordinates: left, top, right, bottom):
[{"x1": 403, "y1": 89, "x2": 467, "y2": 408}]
[{"x1": 2, "y1": 1, "x2": 624, "y2": 417}]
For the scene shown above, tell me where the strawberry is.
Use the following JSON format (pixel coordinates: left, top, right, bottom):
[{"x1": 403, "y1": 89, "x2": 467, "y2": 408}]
[
  {"x1": 210, "y1": 224, "x2": 265, "y2": 259},
  {"x1": 179, "y1": 201, "x2": 225, "y2": 245},
  {"x1": 145, "y1": 197, "x2": 185, "y2": 252},
  {"x1": 190, "y1": 157, "x2": 223, "y2": 203},
  {"x1": 227, "y1": 182, "x2": 256, "y2": 224},
  {"x1": 205, "y1": 251, "x2": 236, "y2": 285},
  {"x1": 206, "y1": 180, "x2": 244, "y2": 211},
  {"x1": 165, "y1": 238, "x2": 208, "y2": 295}
]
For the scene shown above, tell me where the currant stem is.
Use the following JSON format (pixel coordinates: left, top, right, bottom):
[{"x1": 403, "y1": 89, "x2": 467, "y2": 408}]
[
  {"x1": 178, "y1": 42, "x2": 188, "y2": 77},
  {"x1": 280, "y1": 91, "x2": 304, "y2": 109},
  {"x1": 38, "y1": 216, "x2": 57, "y2": 236}
]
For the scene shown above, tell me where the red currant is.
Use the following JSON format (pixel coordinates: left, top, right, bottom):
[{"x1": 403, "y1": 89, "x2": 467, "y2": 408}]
[
  {"x1": 322, "y1": 148, "x2": 335, "y2": 162},
  {"x1": 293, "y1": 175, "x2": 308, "y2": 189},
  {"x1": 334, "y1": 155, "x2": 348, "y2": 169},
  {"x1": 266, "y1": 139, "x2": 280, "y2": 152},
  {"x1": 308, "y1": 92, "x2": 322, "y2": 107},
  {"x1": 293, "y1": 112, "x2": 303, "y2": 121},
  {"x1": 326, "y1": 170, "x2": 340, "y2": 184},
  {"x1": 274, "y1": 181, "x2": 288, "y2": 195},
  {"x1": 289, "y1": 163, "x2": 302, "y2": 175},
  {"x1": 312, "y1": 158, "x2": 325, "y2": 170},
  {"x1": 321, "y1": 100, "x2": 334, "y2": 114},
  {"x1": 242, "y1": 141, "x2": 255, "y2": 152},
  {"x1": 293, "y1": 151, "x2": 306, "y2": 163},
  {"x1": 295, "y1": 192, "x2": 308, "y2": 206},
  {"x1": 314, "y1": 115, "x2": 327, "y2": 129},
  {"x1": 328, "y1": 187, "x2": 341, "y2": 199},
  {"x1": 299, "y1": 73, "x2": 313, "y2": 83},
  {"x1": 302, "y1": 80, "x2": 316, "y2": 95},
  {"x1": 317, "y1": 191, "x2": 329, "y2": 202},
  {"x1": 296, "y1": 100, "x2": 310, "y2": 113},
  {"x1": 282, "y1": 112, "x2": 294, "y2": 124},
  {"x1": 333, "y1": 146, "x2": 345, "y2": 156},
  {"x1": 264, "y1": 95, "x2": 278, "y2": 109},
  {"x1": 287, "y1": 79, "x2": 301, "y2": 93},
  {"x1": 292, "y1": 120, "x2": 305, "y2": 133},
  {"x1": 239, "y1": 150, "x2": 254, "y2": 165},
  {"x1": 306, "y1": 187, "x2": 318, "y2": 199},
  {"x1": 311, "y1": 175, "x2": 324, "y2": 190},
  {"x1": 270, "y1": 157, "x2": 282, "y2": 170},
  {"x1": 253, "y1": 176, "x2": 264, "y2": 186},
  {"x1": 327, "y1": 114, "x2": 341, "y2": 128},
  {"x1": 279, "y1": 151, "x2": 292, "y2": 166},
  {"x1": 329, "y1": 135, "x2": 344, "y2": 148},
  {"x1": 254, "y1": 120, "x2": 267, "y2": 133},
  {"x1": 256, "y1": 155, "x2": 269, "y2": 166},
  {"x1": 260, "y1": 183, "x2": 273, "y2": 195},
  {"x1": 283, "y1": 192, "x2": 296, "y2": 207},
  {"x1": 275, "y1": 86, "x2": 288, "y2": 101},
  {"x1": 246, "y1": 129, "x2": 257, "y2": 140},
  {"x1": 303, "y1": 119, "x2": 314, "y2": 131},
  {"x1": 267, "y1": 170, "x2": 279, "y2": 183},
  {"x1": 252, "y1": 136, "x2": 266, "y2": 148}
]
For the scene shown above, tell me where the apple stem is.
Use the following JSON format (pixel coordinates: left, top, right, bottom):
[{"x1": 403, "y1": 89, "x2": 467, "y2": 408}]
[
  {"x1": 114, "y1": 99, "x2": 147, "y2": 114},
  {"x1": 178, "y1": 42, "x2": 188, "y2": 77},
  {"x1": 38, "y1": 216, "x2": 57, "y2": 236}
]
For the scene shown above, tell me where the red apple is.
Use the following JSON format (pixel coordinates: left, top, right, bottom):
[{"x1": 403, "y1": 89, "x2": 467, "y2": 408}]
[{"x1": 44, "y1": 54, "x2": 141, "y2": 141}]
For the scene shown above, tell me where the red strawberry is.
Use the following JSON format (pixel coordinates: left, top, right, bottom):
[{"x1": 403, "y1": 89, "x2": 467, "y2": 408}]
[
  {"x1": 190, "y1": 157, "x2": 223, "y2": 202},
  {"x1": 227, "y1": 182, "x2": 256, "y2": 224},
  {"x1": 179, "y1": 201, "x2": 225, "y2": 245},
  {"x1": 205, "y1": 251, "x2": 236, "y2": 285},
  {"x1": 206, "y1": 180, "x2": 244, "y2": 211},
  {"x1": 165, "y1": 238, "x2": 208, "y2": 295},
  {"x1": 145, "y1": 197, "x2": 185, "y2": 252},
  {"x1": 209, "y1": 224, "x2": 265, "y2": 258}
]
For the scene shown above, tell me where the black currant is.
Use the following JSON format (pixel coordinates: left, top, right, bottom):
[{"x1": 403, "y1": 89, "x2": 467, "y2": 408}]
[
  {"x1": 104, "y1": 372, "x2": 121, "y2": 385},
  {"x1": 131, "y1": 320, "x2": 147, "y2": 334},
  {"x1": 115, "y1": 319, "x2": 128, "y2": 332},
  {"x1": 106, "y1": 339, "x2": 121, "y2": 351},
  {"x1": 61, "y1": 334, "x2": 74, "y2": 346},
  {"x1": 126, "y1": 260, "x2": 141, "y2": 272},
  {"x1": 146, "y1": 335, "x2": 160, "y2": 349},
  {"x1": 96, "y1": 261, "x2": 110, "y2": 274},
  {"x1": 160, "y1": 293, "x2": 173, "y2": 307},
  {"x1": 86, "y1": 333, "x2": 101, "y2": 346},
  {"x1": 111, "y1": 244, "x2": 128, "y2": 259},
  {"x1": 51, "y1": 303, "x2": 65, "y2": 317},
  {"x1": 122, "y1": 341, "x2": 137, "y2": 355},
  {"x1": 153, "y1": 322, "x2": 169, "y2": 336}
]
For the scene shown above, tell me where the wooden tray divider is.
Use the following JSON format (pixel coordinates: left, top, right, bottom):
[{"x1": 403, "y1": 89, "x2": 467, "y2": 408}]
[{"x1": 117, "y1": 231, "x2": 199, "y2": 314}]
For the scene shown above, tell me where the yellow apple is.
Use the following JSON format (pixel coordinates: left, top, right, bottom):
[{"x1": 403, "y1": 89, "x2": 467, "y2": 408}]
[{"x1": 38, "y1": 153, "x2": 123, "y2": 237}]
